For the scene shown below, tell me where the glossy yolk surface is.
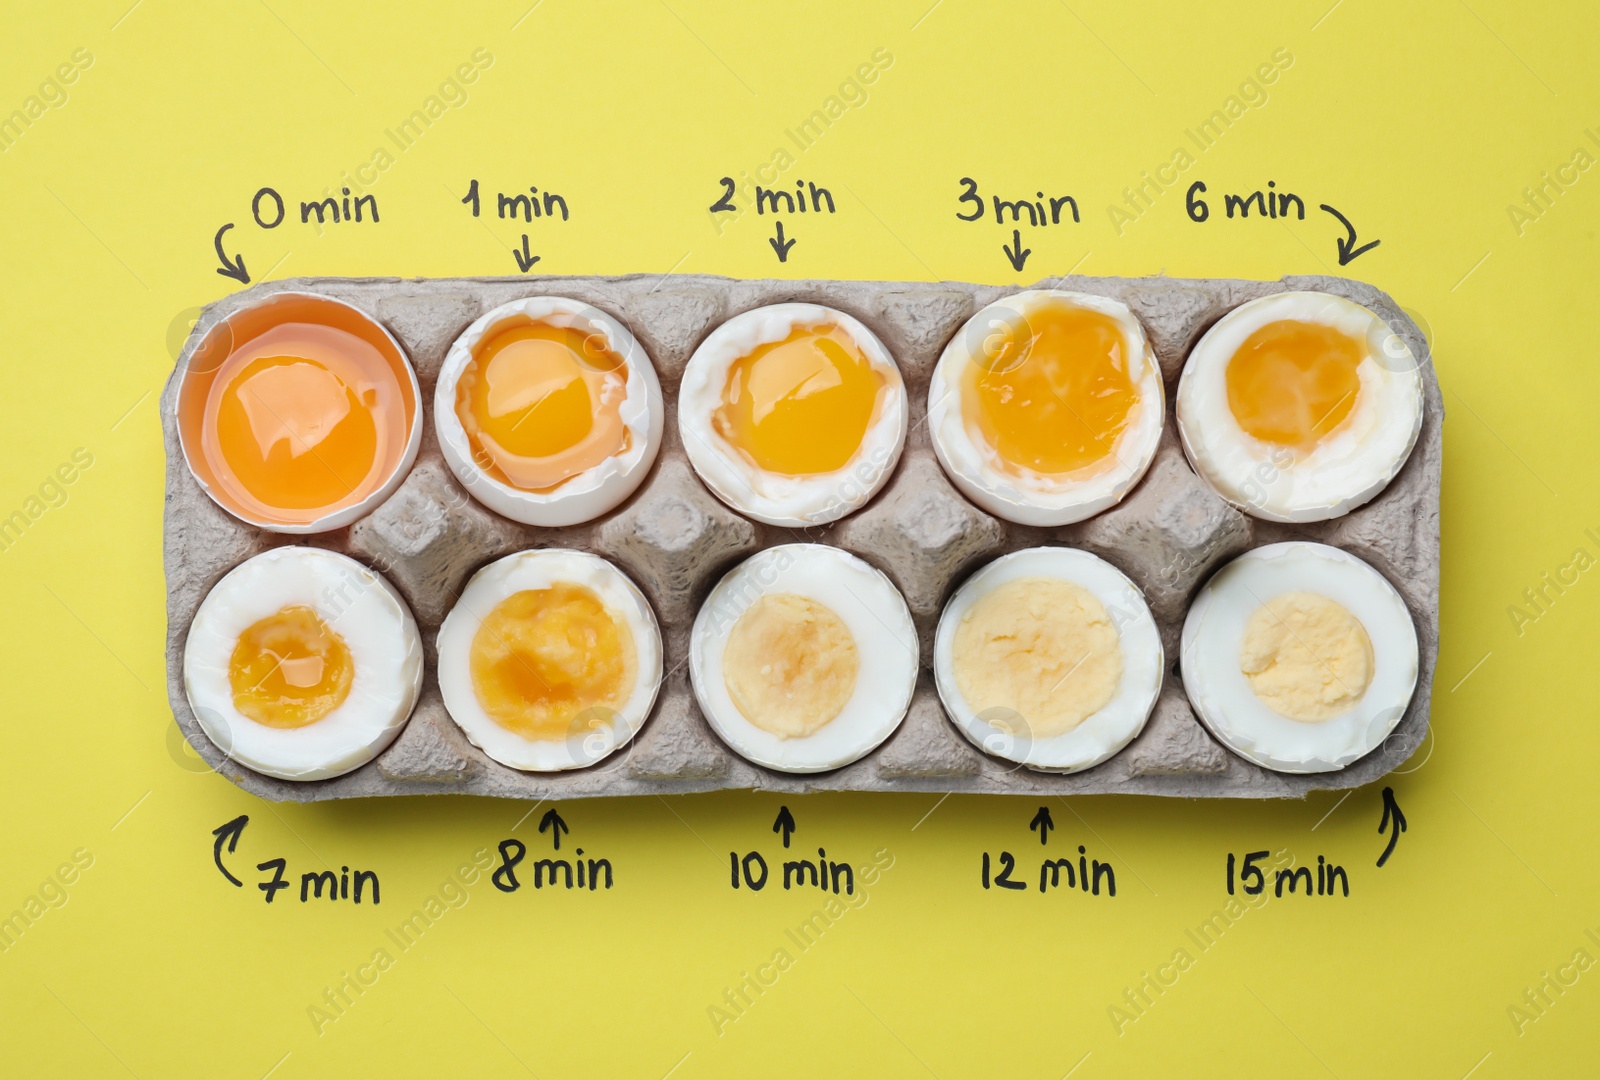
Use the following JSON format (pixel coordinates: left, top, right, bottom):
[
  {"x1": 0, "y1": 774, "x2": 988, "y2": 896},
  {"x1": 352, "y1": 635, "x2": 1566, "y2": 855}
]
[
  {"x1": 713, "y1": 324, "x2": 886, "y2": 475},
  {"x1": 207, "y1": 324, "x2": 403, "y2": 522},
  {"x1": 1239, "y1": 591, "x2": 1373, "y2": 722},
  {"x1": 961, "y1": 302, "x2": 1139, "y2": 476},
  {"x1": 456, "y1": 322, "x2": 629, "y2": 491},
  {"x1": 469, "y1": 584, "x2": 636, "y2": 740},
  {"x1": 722, "y1": 593, "x2": 860, "y2": 738},
  {"x1": 1225, "y1": 320, "x2": 1364, "y2": 450},
  {"x1": 229, "y1": 605, "x2": 354, "y2": 728}
]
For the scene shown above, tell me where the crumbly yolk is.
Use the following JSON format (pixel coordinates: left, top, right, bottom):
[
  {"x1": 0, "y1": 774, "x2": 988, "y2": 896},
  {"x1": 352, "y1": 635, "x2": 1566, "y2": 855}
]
[
  {"x1": 1226, "y1": 320, "x2": 1364, "y2": 451},
  {"x1": 723, "y1": 594, "x2": 859, "y2": 738},
  {"x1": 456, "y1": 321, "x2": 630, "y2": 491},
  {"x1": 1239, "y1": 591, "x2": 1373, "y2": 722},
  {"x1": 208, "y1": 324, "x2": 404, "y2": 521},
  {"x1": 229, "y1": 605, "x2": 354, "y2": 729},
  {"x1": 469, "y1": 584, "x2": 636, "y2": 740},
  {"x1": 952, "y1": 577, "x2": 1122, "y2": 738},
  {"x1": 713, "y1": 324, "x2": 887, "y2": 475},
  {"x1": 961, "y1": 302, "x2": 1139, "y2": 476}
]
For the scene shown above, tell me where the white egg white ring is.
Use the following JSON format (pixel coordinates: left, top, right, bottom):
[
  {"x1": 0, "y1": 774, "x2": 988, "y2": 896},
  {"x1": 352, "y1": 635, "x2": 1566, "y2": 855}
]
[
  {"x1": 934, "y1": 547, "x2": 1163, "y2": 774},
  {"x1": 929, "y1": 291, "x2": 1165, "y2": 527},
  {"x1": 678, "y1": 304, "x2": 907, "y2": 527},
  {"x1": 1180, "y1": 542, "x2": 1418, "y2": 774},
  {"x1": 690, "y1": 544, "x2": 918, "y2": 773},
  {"x1": 436, "y1": 550, "x2": 662, "y2": 772},
  {"x1": 182, "y1": 547, "x2": 423, "y2": 781},
  {"x1": 435, "y1": 297, "x2": 664, "y2": 527},
  {"x1": 1176, "y1": 291, "x2": 1423, "y2": 523}
]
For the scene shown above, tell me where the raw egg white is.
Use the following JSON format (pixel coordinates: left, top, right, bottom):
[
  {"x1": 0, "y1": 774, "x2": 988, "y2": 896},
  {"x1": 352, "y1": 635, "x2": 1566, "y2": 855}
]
[
  {"x1": 436, "y1": 550, "x2": 662, "y2": 772},
  {"x1": 182, "y1": 547, "x2": 423, "y2": 781},
  {"x1": 934, "y1": 547, "x2": 1163, "y2": 773},
  {"x1": 690, "y1": 544, "x2": 918, "y2": 773},
  {"x1": 678, "y1": 304, "x2": 907, "y2": 527},
  {"x1": 1180, "y1": 542, "x2": 1418, "y2": 773},
  {"x1": 436, "y1": 297, "x2": 663, "y2": 527},
  {"x1": 1176, "y1": 291, "x2": 1423, "y2": 523},
  {"x1": 929, "y1": 291, "x2": 1164, "y2": 526}
]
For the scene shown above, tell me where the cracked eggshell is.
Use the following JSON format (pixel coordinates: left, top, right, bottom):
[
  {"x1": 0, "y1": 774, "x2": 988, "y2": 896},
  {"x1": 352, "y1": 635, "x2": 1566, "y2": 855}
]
[
  {"x1": 435, "y1": 297, "x2": 664, "y2": 527},
  {"x1": 929, "y1": 291, "x2": 1164, "y2": 527}
]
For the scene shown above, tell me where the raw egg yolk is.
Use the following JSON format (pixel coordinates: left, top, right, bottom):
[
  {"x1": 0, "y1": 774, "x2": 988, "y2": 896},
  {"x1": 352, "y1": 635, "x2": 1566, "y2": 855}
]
[
  {"x1": 1225, "y1": 320, "x2": 1364, "y2": 451},
  {"x1": 229, "y1": 605, "x2": 354, "y2": 729},
  {"x1": 713, "y1": 324, "x2": 887, "y2": 475},
  {"x1": 952, "y1": 577, "x2": 1122, "y2": 738},
  {"x1": 1239, "y1": 591, "x2": 1373, "y2": 722},
  {"x1": 962, "y1": 302, "x2": 1139, "y2": 476},
  {"x1": 209, "y1": 324, "x2": 404, "y2": 521},
  {"x1": 456, "y1": 321, "x2": 630, "y2": 492},
  {"x1": 469, "y1": 584, "x2": 636, "y2": 740},
  {"x1": 722, "y1": 594, "x2": 859, "y2": 738}
]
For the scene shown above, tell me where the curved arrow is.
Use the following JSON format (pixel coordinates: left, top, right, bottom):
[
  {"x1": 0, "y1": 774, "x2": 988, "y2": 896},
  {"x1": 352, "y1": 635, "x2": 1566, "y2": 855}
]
[
  {"x1": 539, "y1": 808, "x2": 569, "y2": 850},
  {"x1": 1377, "y1": 786, "x2": 1406, "y2": 867},
  {"x1": 773, "y1": 806, "x2": 797, "y2": 848},
  {"x1": 213, "y1": 223, "x2": 250, "y2": 284},
  {"x1": 1029, "y1": 806, "x2": 1054, "y2": 845},
  {"x1": 1319, "y1": 204, "x2": 1380, "y2": 266},
  {"x1": 212, "y1": 814, "x2": 249, "y2": 887}
]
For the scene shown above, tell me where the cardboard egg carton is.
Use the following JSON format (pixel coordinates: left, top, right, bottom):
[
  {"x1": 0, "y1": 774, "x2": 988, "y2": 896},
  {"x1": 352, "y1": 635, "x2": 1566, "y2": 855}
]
[{"x1": 162, "y1": 273, "x2": 1440, "y2": 803}]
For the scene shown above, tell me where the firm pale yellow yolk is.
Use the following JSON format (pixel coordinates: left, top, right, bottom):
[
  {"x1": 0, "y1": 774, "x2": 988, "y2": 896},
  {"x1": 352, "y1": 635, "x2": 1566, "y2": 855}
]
[
  {"x1": 228, "y1": 605, "x2": 354, "y2": 729},
  {"x1": 469, "y1": 584, "x2": 636, "y2": 740},
  {"x1": 961, "y1": 302, "x2": 1139, "y2": 476},
  {"x1": 1239, "y1": 591, "x2": 1373, "y2": 722},
  {"x1": 952, "y1": 577, "x2": 1122, "y2": 738},
  {"x1": 723, "y1": 594, "x2": 859, "y2": 738},
  {"x1": 713, "y1": 324, "x2": 886, "y2": 475},
  {"x1": 1226, "y1": 320, "x2": 1364, "y2": 451},
  {"x1": 456, "y1": 322, "x2": 630, "y2": 491}
]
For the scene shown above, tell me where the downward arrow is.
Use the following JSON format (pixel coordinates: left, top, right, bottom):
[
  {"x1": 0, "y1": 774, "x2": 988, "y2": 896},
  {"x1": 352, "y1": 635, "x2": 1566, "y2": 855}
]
[
  {"x1": 539, "y1": 808, "x2": 569, "y2": 850},
  {"x1": 512, "y1": 234, "x2": 541, "y2": 273},
  {"x1": 211, "y1": 814, "x2": 249, "y2": 887},
  {"x1": 1029, "y1": 806, "x2": 1054, "y2": 845},
  {"x1": 213, "y1": 223, "x2": 250, "y2": 284},
  {"x1": 1002, "y1": 229, "x2": 1031, "y2": 272},
  {"x1": 773, "y1": 806, "x2": 797, "y2": 848},
  {"x1": 768, "y1": 221, "x2": 796, "y2": 262},
  {"x1": 1319, "y1": 203, "x2": 1381, "y2": 266}
]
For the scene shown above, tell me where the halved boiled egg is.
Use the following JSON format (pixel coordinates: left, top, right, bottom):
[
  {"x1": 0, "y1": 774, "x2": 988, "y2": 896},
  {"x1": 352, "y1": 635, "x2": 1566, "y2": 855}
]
[
  {"x1": 1176, "y1": 291, "x2": 1423, "y2": 522},
  {"x1": 182, "y1": 547, "x2": 422, "y2": 780},
  {"x1": 437, "y1": 550, "x2": 662, "y2": 772},
  {"x1": 679, "y1": 304, "x2": 907, "y2": 527},
  {"x1": 934, "y1": 547, "x2": 1163, "y2": 773},
  {"x1": 929, "y1": 291, "x2": 1164, "y2": 526},
  {"x1": 1180, "y1": 542, "x2": 1418, "y2": 773},
  {"x1": 690, "y1": 544, "x2": 917, "y2": 772},
  {"x1": 436, "y1": 298, "x2": 663, "y2": 526}
]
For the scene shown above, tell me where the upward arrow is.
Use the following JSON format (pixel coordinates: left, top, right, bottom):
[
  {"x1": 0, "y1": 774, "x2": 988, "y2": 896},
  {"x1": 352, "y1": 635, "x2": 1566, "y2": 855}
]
[
  {"x1": 1029, "y1": 806, "x2": 1054, "y2": 845},
  {"x1": 1376, "y1": 787, "x2": 1406, "y2": 867},
  {"x1": 211, "y1": 814, "x2": 249, "y2": 886},
  {"x1": 539, "y1": 808, "x2": 569, "y2": 851},
  {"x1": 773, "y1": 806, "x2": 797, "y2": 848}
]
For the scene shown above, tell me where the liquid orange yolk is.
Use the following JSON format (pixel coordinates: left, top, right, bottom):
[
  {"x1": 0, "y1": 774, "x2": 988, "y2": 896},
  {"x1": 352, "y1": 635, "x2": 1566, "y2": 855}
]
[
  {"x1": 469, "y1": 584, "x2": 636, "y2": 740},
  {"x1": 713, "y1": 324, "x2": 886, "y2": 475},
  {"x1": 456, "y1": 322, "x2": 630, "y2": 491},
  {"x1": 229, "y1": 605, "x2": 354, "y2": 729},
  {"x1": 206, "y1": 324, "x2": 405, "y2": 523},
  {"x1": 961, "y1": 302, "x2": 1139, "y2": 476},
  {"x1": 1225, "y1": 320, "x2": 1364, "y2": 451}
]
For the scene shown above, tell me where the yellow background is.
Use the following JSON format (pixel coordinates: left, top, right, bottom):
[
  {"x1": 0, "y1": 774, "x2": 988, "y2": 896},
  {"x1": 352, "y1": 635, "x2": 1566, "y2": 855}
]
[{"x1": 2, "y1": 1, "x2": 1596, "y2": 1076}]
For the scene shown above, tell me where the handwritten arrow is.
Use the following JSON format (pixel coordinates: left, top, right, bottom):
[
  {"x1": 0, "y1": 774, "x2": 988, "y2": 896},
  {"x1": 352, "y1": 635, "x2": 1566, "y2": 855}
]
[
  {"x1": 213, "y1": 223, "x2": 250, "y2": 284},
  {"x1": 773, "y1": 806, "x2": 797, "y2": 848},
  {"x1": 768, "y1": 221, "x2": 796, "y2": 262},
  {"x1": 1319, "y1": 204, "x2": 1381, "y2": 266},
  {"x1": 539, "y1": 808, "x2": 569, "y2": 850},
  {"x1": 1002, "y1": 229, "x2": 1031, "y2": 272},
  {"x1": 1377, "y1": 786, "x2": 1406, "y2": 867},
  {"x1": 512, "y1": 234, "x2": 541, "y2": 273},
  {"x1": 211, "y1": 814, "x2": 249, "y2": 887},
  {"x1": 1029, "y1": 806, "x2": 1054, "y2": 845}
]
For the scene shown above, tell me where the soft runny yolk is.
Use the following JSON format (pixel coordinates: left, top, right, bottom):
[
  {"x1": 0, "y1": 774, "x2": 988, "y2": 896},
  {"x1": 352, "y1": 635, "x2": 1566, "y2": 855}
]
[
  {"x1": 1225, "y1": 320, "x2": 1364, "y2": 451},
  {"x1": 469, "y1": 584, "x2": 636, "y2": 740},
  {"x1": 713, "y1": 324, "x2": 886, "y2": 475},
  {"x1": 961, "y1": 302, "x2": 1139, "y2": 476},
  {"x1": 229, "y1": 605, "x2": 354, "y2": 729},
  {"x1": 456, "y1": 321, "x2": 629, "y2": 492}
]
